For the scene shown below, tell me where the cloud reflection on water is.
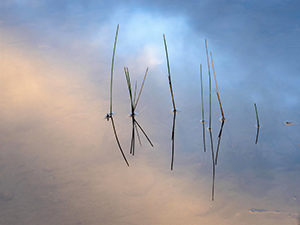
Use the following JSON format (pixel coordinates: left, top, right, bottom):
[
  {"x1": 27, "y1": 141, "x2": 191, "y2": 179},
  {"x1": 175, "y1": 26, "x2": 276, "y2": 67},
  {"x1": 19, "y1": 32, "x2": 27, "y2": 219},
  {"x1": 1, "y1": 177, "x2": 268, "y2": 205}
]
[{"x1": 1, "y1": 1, "x2": 300, "y2": 224}]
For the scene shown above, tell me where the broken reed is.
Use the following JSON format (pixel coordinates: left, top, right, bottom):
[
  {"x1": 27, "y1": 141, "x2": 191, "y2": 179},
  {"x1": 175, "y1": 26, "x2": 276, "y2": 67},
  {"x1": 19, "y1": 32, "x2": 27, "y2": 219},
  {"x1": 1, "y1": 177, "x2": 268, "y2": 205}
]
[
  {"x1": 210, "y1": 52, "x2": 225, "y2": 165},
  {"x1": 200, "y1": 64, "x2": 206, "y2": 153},
  {"x1": 210, "y1": 52, "x2": 225, "y2": 121},
  {"x1": 106, "y1": 24, "x2": 129, "y2": 166},
  {"x1": 254, "y1": 103, "x2": 260, "y2": 144},
  {"x1": 163, "y1": 34, "x2": 177, "y2": 170},
  {"x1": 124, "y1": 67, "x2": 153, "y2": 155}
]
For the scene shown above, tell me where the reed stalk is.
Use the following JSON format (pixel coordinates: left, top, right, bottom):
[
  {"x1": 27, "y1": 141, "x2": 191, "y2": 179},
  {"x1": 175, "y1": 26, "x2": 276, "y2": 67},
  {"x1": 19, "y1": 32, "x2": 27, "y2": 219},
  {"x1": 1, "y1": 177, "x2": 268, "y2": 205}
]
[
  {"x1": 124, "y1": 67, "x2": 153, "y2": 155},
  {"x1": 210, "y1": 52, "x2": 225, "y2": 121},
  {"x1": 205, "y1": 39, "x2": 212, "y2": 129},
  {"x1": 200, "y1": 64, "x2": 206, "y2": 152},
  {"x1": 163, "y1": 34, "x2": 177, "y2": 170},
  {"x1": 210, "y1": 52, "x2": 226, "y2": 165},
  {"x1": 254, "y1": 103, "x2": 260, "y2": 144},
  {"x1": 205, "y1": 39, "x2": 215, "y2": 201},
  {"x1": 163, "y1": 34, "x2": 177, "y2": 111},
  {"x1": 106, "y1": 24, "x2": 129, "y2": 166}
]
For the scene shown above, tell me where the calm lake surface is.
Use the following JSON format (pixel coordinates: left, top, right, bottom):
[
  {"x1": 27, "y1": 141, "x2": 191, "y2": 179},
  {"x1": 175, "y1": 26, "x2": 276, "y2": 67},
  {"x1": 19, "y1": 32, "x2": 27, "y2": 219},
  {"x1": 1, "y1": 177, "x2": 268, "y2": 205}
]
[{"x1": 1, "y1": 1, "x2": 300, "y2": 224}]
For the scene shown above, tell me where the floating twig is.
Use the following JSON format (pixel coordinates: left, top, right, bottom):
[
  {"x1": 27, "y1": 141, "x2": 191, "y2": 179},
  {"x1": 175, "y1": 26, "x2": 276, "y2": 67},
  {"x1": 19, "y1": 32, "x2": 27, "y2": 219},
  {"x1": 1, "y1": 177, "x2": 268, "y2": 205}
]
[
  {"x1": 163, "y1": 34, "x2": 178, "y2": 170},
  {"x1": 105, "y1": 24, "x2": 129, "y2": 166}
]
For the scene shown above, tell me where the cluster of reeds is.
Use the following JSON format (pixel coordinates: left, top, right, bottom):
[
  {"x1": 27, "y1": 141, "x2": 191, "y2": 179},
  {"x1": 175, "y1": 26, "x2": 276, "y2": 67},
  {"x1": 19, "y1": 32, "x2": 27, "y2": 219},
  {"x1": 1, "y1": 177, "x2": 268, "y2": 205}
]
[
  {"x1": 124, "y1": 67, "x2": 154, "y2": 155},
  {"x1": 105, "y1": 24, "x2": 153, "y2": 166},
  {"x1": 201, "y1": 39, "x2": 226, "y2": 201},
  {"x1": 163, "y1": 34, "x2": 178, "y2": 171},
  {"x1": 105, "y1": 25, "x2": 264, "y2": 201}
]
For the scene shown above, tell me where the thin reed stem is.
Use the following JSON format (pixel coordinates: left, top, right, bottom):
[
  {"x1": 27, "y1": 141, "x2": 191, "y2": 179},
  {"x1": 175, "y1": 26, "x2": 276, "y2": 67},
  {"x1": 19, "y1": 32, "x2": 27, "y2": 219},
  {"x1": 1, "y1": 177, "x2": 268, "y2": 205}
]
[
  {"x1": 255, "y1": 127, "x2": 260, "y2": 144},
  {"x1": 163, "y1": 34, "x2": 176, "y2": 111},
  {"x1": 163, "y1": 34, "x2": 178, "y2": 170},
  {"x1": 135, "y1": 119, "x2": 154, "y2": 147},
  {"x1": 205, "y1": 39, "x2": 212, "y2": 129},
  {"x1": 124, "y1": 67, "x2": 153, "y2": 155},
  {"x1": 171, "y1": 111, "x2": 177, "y2": 170},
  {"x1": 106, "y1": 24, "x2": 129, "y2": 166},
  {"x1": 134, "y1": 121, "x2": 142, "y2": 147},
  {"x1": 254, "y1": 103, "x2": 260, "y2": 127},
  {"x1": 209, "y1": 130, "x2": 215, "y2": 201},
  {"x1": 134, "y1": 67, "x2": 149, "y2": 111},
  {"x1": 254, "y1": 103, "x2": 260, "y2": 144},
  {"x1": 200, "y1": 64, "x2": 206, "y2": 152},
  {"x1": 210, "y1": 52, "x2": 225, "y2": 120},
  {"x1": 215, "y1": 120, "x2": 225, "y2": 165},
  {"x1": 111, "y1": 116, "x2": 130, "y2": 166},
  {"x1": 110, "y1": 24, "x2": 119, "y2": 114}
]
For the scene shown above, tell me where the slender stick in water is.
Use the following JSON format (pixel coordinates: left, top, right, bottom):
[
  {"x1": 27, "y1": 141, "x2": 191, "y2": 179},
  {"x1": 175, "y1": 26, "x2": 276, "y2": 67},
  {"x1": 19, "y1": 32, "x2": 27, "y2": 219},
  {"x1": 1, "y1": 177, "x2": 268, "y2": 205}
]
[
  {"x1": 254, "y1": 103, "x2": 260, "y2": 144},
  {"x1": 200, "y1": 64, "x2": 206, "y2": 153},
  {"x1": 105, "y1": 24, "x2": 129, "y2": 166},
  {"x1": 163, "y1": 34, "x2": 177, "y2": 170}
]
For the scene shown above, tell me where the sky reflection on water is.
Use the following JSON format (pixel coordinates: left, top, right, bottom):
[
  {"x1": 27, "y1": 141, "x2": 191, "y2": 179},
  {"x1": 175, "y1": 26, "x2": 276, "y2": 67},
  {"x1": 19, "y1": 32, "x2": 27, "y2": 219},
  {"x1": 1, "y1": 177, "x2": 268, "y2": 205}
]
[{"x1": 1, "y1": 1, "x2": 300, "y2": 224}]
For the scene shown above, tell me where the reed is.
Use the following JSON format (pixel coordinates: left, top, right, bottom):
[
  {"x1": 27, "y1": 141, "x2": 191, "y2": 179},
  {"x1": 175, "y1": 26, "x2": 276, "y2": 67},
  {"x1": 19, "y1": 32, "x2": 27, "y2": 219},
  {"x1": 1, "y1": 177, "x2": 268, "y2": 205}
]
[
  {"x1": 163, "y1": 34, "x2": 178, "y2": 170},
  {"x1": 205, "y1": 39, "x2": 215, "y2": 200},
  {"x1": 105, "y1": 24, "x2": 129, "y2": 166},
  {"x1": 205, "y1": 39, "x2": 212, "y2": 130},
  {"x1": 254, "y1": 103, "x2": 260, "y2": 144},
  {"x1": 200, "y1": 64, "x2": 206, "y2": 153},
  {"x1": 210, "y1": 52, "x2": 226, "y2": 165},
  {"x1": 210, "y1": 52, "x2": 225, "y2": 121},
  {"x1": 124, "y1": 67, "x2": 153, "y2": 155},
  {"x1": 163, "y1": 34, "x2": 177, "y2": 111}
]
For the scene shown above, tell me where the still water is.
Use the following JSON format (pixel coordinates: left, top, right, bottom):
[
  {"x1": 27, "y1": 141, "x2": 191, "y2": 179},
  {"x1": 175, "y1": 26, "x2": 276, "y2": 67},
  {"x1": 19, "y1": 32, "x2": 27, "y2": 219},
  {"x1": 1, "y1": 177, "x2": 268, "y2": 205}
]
[{"x1": 1, "y1": 1, "x2": 300, "y2": 224}]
